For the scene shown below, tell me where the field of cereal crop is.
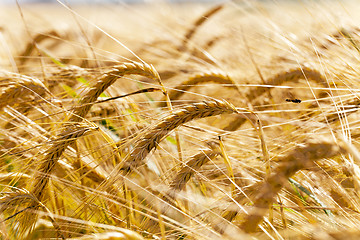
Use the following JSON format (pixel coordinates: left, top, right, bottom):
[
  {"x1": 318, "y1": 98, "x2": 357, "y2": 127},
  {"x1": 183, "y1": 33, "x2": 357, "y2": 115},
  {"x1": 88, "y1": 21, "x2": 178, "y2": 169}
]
[{"x1": 2, "y1": 1, "x2": 360, "y2": 239}]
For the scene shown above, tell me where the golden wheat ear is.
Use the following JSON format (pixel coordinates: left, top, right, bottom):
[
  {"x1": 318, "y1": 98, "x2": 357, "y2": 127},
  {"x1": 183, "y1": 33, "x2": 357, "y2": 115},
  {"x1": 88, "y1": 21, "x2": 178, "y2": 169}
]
[
  {"x1": 157, "y1": 71, "x2": 242, "y2": 108},
  {"x1": 119, "y1": 100, "x2": 239, "y2": 172},
  {"x1": 246, "y1": 67, "x2": 328, "y2": 101},
  {"x1": 70, "y1": 62, "x2": 160, "y2": 122},
  {"x1": 169, "y1": 148, "x2": 219, "y2": 194},
  {"x1": 0, "y1": 73, "x2": 50, "y2": 112},
  {"x1": 178, "y1": 4, "x2": 224, "y2": 52},
  {"x1": 18, "y1": 31, "x2": 60, "y2": 66},
  {"x1": 31, "y1": 123, "x2": 98, "y2": 200},
  {"x1": 0, "y1": 188, "x2": 65, "y2": 239}
]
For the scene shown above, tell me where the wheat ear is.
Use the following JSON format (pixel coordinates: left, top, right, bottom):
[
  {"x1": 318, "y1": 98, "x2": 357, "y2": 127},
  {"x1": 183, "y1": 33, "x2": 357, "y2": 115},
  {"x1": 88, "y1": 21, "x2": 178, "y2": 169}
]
[
  {"x1": 158, "y1": 71, "x2": 241, "y2": 108},
  {"x1": 0, "y1": 74, "x2": 49, "y2": 112},
  {"x1": 18, "y1": 31, "x2": 60, "y2": 65},
  {"x1": 47, "y1": 64, "x2": 90, "y2": 90},
  {"x1": 168, "y1": 112, "x2": 264, "y2": 196},
  {"x1": 190, "y1": 35, "x2": 225, "y2": 63},
  {"x1": 31, "y1": 124, "x2": 97, "y2": 200},
  {"x1": 119, "y1": 100, "x2": 238, "y2": 172},
  {"x1": 70, "y1": 62, "x2": 160, "y2": 122},
  {"x1": 220, "y1": 138, "x2": 342, "y2": 233},
  {"x1": 246, "y1": 67, "x2": 328, "y2": 101},
  {"x1": 30, "y1": 62, "x2": 160, "y2": 204},
  {"x1": 168, "y1": 115, "x2": 247, "y2": 194},
  {"x1": 170, "y1": 149, "x2": 219, "y2": 192},
  {"x1": 178, "y1": 4, "x2": 224, "y2": 51},
  {"x1": 0, "y1": 189, "x2": 65, "y2": 239}
]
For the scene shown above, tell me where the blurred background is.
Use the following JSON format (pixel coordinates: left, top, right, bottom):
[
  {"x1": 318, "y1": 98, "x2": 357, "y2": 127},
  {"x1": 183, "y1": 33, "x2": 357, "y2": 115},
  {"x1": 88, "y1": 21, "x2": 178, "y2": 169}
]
[{"x1": 0, "y1": 0, "x2": 222, "y2": 4}]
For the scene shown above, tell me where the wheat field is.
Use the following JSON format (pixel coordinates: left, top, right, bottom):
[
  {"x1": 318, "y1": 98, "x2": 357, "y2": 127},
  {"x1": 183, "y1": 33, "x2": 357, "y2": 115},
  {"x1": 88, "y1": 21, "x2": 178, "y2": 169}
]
[{"x1": 1, "y1": 0, "x2": 360, "y2": 239}]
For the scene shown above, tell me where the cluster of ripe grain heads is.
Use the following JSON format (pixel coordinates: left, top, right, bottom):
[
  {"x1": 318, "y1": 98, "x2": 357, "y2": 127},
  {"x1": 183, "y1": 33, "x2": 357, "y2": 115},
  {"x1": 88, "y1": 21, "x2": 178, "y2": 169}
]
[{"x1": 2, "y1": 2, "x2": 360, "y2": 239}]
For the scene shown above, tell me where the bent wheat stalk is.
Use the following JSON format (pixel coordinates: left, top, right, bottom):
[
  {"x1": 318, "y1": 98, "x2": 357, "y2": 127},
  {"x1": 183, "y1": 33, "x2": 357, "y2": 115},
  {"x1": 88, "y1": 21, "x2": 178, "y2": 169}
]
[{"x1": 219, "y1": 138, "x2": 343, "y2": 233}]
